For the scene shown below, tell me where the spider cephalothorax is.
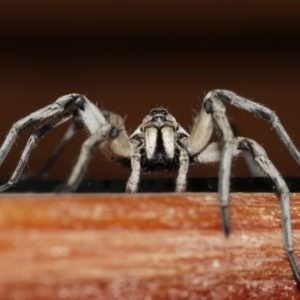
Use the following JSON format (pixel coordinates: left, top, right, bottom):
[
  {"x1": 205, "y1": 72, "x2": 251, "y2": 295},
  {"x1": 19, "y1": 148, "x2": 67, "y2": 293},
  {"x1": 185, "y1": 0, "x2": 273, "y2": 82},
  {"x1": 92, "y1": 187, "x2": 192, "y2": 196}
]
[
  {"x1": 0, "y1": 90, "x2": 300, "y2": 283},
  {"x1": 127, "y1": 107, "x2": 191, "y2": 174}
]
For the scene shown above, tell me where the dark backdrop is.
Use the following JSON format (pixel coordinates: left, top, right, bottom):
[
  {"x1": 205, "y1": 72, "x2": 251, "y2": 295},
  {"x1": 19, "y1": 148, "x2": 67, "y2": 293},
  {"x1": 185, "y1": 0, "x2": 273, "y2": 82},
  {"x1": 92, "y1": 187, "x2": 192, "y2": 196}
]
[{"x1": 0, "y1": 1, "x2": 299, "y2": 181}]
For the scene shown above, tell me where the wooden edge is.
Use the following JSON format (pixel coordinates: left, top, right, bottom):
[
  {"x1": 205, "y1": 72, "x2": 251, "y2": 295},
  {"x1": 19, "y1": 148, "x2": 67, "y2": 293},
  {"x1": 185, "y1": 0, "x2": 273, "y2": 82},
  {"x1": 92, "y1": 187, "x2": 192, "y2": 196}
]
[{"x1": 0, "y1": 192, "x2": 300, "y2": 299}]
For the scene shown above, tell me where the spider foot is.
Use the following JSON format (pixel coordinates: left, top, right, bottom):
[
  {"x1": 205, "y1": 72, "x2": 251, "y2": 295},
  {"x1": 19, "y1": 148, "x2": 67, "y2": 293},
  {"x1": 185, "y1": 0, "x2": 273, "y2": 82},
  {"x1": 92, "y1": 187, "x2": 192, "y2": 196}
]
[
  {"x1": 175, "y1": 185, "x2": 187, "y2": 193},
  {"x1": 288, "y1": 251, "x2": 300, "y2": 283},
  {"x1": 221, "y1": 206, "x2": 231, "y2": 237},
  {"x1": 0, "y1": 182, "x2": 12, "y2": 192}
]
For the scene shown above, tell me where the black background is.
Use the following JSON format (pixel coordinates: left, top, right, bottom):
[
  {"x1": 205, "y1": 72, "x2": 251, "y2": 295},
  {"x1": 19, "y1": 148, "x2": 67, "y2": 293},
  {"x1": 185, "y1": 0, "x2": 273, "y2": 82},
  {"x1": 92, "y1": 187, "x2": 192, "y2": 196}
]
[{"x1": 0, "y1": 1, "x2": 299, "y2": 181}]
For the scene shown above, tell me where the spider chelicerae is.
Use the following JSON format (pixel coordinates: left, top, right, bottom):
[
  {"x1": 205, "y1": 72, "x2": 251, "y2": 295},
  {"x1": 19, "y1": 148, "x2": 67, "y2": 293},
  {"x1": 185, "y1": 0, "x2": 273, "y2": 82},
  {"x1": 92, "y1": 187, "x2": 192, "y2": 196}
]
[{"x1": 0, "y1": 89, "x2": 299, "y2": 282}]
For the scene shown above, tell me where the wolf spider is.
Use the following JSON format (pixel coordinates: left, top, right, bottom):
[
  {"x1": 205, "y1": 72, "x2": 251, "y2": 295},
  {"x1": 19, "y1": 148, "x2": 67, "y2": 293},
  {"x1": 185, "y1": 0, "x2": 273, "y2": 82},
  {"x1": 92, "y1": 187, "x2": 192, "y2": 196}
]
[{"x1": 0, "y1": 89, "x2": 299, "y2": 282}]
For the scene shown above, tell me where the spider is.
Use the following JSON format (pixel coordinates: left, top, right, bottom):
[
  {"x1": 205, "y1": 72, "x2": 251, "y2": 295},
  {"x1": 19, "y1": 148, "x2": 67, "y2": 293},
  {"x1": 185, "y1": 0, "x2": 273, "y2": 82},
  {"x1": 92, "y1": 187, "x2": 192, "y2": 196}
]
[{"x1": 0, "y1": 89, "x2": 299, "y2": 282}]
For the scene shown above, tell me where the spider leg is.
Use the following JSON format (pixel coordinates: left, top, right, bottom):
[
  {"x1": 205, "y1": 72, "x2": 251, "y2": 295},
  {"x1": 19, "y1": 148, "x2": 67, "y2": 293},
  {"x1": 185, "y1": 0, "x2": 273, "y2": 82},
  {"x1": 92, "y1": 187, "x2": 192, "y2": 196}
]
[
  {"x1": 202, "y1": 96, "x2": 235, "y2": 236},
  {"x1": 180, "y1": 97, "x2": 235, "y2": 234},
  {"x1": 58, "y1": 124, "x2": 119, "y2": 192},
  {"x1": 0, "y1": 93, "x2": 113, "y2": 192},
  {"x1": 126, "y1": 142, "x2": 141, "y2": 193},
  {"x1": 229, "y1": 120, "x2": 264, "y2": 177},
  {"x1": 0, "y1": 94, "x2": 83, "y2": 168},
  {"x1": 196, "y1": 142, "x2": 222, "y2": 163},
  {"x1": 175, "y1": 146, "x2": 189, "y2": 192},
  {"x1": 206, "y1": 89, "x2": 300, "y2": 166},
  {"x1": 196, "y1": 135, "x2": 300, "y2": 281},
  {"x1": 55, "y1": 104, "x2": 132, "y2": 192},
  {"x1": 31, "y1": 120, "x2": 82, "y2": 179},
  {"x1": 178, "y1": 102, "x2": 217, "y2": 192},
  {"x1": 236, "y1": 137, "x2": 300, "y2": 282},
  {"x1": 182, "y1": 93, "x2": 264, "y2": 234},
  {"x1": 184, "y1": 102, "x2": 215, "y2": 155},
  {"x1": 0, "y1": 113, "x2": 73, "y2": 192},
  {"x1": 243, "y1": 150, "x2": 265, "y2": 177}
]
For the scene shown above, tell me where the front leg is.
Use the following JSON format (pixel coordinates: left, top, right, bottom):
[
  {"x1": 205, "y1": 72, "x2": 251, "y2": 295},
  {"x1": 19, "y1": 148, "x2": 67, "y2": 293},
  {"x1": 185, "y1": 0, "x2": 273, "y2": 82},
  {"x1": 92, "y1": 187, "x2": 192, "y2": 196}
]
[
  {"x1": 126, "y1": 144, "x2": 141, "y2": 193},
  {"x1": 175, "y1": 146, "x2": 189, "y2": 192}
]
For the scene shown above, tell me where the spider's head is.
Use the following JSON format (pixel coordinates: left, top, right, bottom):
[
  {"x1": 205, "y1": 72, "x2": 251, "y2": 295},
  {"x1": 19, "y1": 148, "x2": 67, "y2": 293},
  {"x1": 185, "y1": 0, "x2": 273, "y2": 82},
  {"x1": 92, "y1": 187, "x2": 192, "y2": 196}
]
[
  {"x1": 149, "y1": 107, "x2": 169, "y2": 121},
  {"x1": 142, "y1": 107, "x2": 177, "y2": 130}
]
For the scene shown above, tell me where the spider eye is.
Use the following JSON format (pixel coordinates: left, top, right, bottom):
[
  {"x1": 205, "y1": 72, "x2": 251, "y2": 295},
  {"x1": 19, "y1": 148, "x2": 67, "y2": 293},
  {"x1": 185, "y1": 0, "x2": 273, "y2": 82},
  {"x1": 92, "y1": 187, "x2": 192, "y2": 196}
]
[
  {"x1": 161, "y1": 109, "x2": 168, "y2": 116},
  {"x1": 151, "y1": 110, "x2": 157, "y2": 116}
]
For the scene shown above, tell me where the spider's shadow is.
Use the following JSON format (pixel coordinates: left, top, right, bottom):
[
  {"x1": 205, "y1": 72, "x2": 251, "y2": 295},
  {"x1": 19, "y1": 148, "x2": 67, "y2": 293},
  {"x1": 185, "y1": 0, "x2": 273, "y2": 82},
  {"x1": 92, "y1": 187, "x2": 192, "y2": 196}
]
[{"x1": 1, "y1": 177, "x2": 300, "y2": 193}]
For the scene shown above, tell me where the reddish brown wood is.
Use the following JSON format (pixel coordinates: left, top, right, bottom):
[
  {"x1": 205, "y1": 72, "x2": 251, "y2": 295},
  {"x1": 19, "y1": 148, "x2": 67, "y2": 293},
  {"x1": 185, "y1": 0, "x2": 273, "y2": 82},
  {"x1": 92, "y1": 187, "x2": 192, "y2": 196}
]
[{"x1": 0, "y1": 193, "x2": 300, "y2": 299}]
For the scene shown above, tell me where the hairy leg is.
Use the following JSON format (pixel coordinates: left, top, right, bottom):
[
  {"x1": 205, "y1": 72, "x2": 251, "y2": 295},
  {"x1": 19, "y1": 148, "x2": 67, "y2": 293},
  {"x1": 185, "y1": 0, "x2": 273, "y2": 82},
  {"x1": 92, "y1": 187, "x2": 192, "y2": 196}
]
[
  {"x1": 175, "y1": 146, "x2": 189, "y2": 192},
  {"x1": 28, "y1": 120, "x2": 82, "y2": 179},
  {"x1": 126, "y1": 143, "x2": 141, "y2": 193},
  {"x1": 207, "y1": 89, "x2": 300, "y2": 165},
  {"x1": 202, "y1": 95, "x2": 235, "y2": 236},
  {"x1": 0, "y1": 113, "x2": 72, "y2": 192},
  {"x1": 237, "y1": 137, "x2": 300, "y2": 282},
  {"x1": 59, "y1": 124, "x2": 119, "y2": 192}
]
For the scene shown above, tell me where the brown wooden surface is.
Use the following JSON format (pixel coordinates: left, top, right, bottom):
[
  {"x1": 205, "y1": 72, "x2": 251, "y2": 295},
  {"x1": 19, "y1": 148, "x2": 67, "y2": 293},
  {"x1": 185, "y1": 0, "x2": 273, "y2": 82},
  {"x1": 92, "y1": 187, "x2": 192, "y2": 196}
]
[{"x1": 0, "y1": 193, "x2": 300, "y2": 299}]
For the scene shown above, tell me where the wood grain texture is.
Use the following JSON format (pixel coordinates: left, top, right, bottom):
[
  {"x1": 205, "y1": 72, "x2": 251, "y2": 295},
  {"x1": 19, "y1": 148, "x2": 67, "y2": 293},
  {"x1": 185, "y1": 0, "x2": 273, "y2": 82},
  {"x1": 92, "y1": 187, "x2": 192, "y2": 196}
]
[{"x1": 0, "y1": 193, "x2": 300, "y2": 299}]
